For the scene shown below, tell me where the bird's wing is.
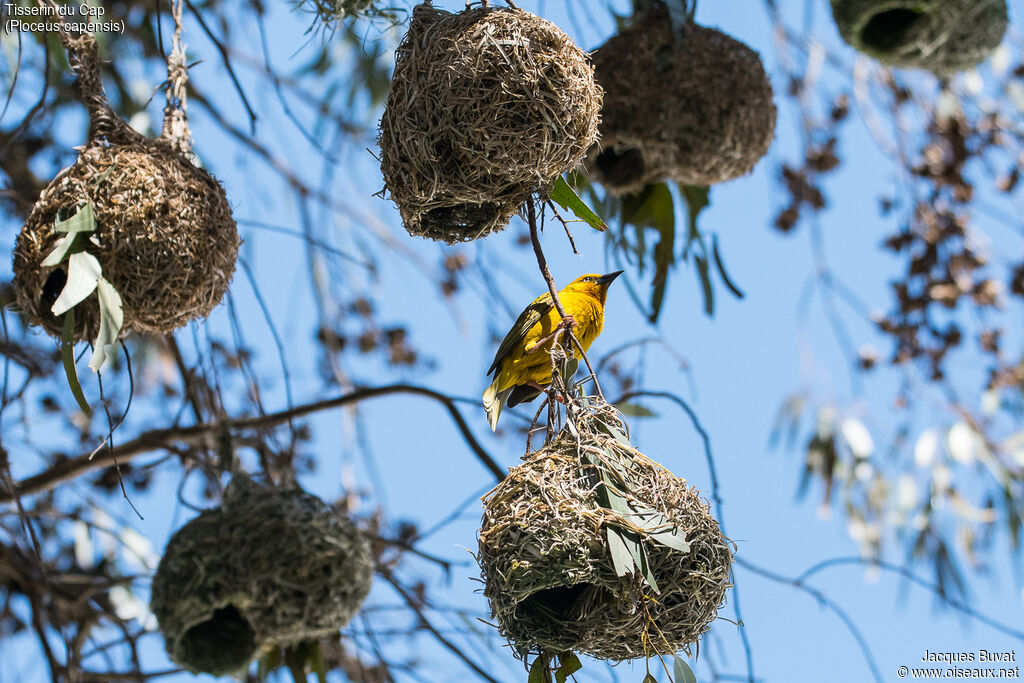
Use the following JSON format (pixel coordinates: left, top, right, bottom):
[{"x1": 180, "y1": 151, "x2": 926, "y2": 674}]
[{"x1": 486, "y1": 292, "x2": 554, "y2": 376}]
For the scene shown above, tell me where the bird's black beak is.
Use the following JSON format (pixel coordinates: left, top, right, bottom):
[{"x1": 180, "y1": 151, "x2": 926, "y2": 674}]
[{"x1": 598, "y1": 270, "x2": 624, "y2": 286}]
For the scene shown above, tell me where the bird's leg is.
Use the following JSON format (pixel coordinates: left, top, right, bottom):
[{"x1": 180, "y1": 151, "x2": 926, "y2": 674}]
[
  {"x1": 523, "y1": 315, "x2": 577, "y2": 356},
  {"x1": 527, "y1": 381, "x2": 568, "y2": 404}
]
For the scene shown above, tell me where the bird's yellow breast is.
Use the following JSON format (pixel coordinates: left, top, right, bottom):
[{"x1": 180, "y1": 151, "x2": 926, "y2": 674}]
[{"x1": 496, "y1": 291, "x2": 605, "y2": 391}]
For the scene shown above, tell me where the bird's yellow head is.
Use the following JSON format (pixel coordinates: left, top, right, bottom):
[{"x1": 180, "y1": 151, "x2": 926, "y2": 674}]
[{"x1": 563, "y1": 271, "x2": 624, "y2": 304}]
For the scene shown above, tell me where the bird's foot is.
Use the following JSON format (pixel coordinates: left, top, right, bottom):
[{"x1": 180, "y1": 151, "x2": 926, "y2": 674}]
[
  {"x1": 525, "y1": 315, "x2": 578, "y2": 356},
  {"x1": 528, "y1": 381, "x2": 568, "y2": 405}
]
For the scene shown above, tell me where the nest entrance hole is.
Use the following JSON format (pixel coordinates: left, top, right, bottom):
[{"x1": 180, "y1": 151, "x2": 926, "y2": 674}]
[
  {"x1": 517, "y1": 583, "x2": 611, "y2": 624},
  {"x1": 594, "y1": 147, "x2": 646, "y2": 192},
  {"x1": 179, "y1": 605, "x2": 256, "y2": 674},
  {"x1": 860, "y1": 8, "x2": 924, "y2": 51}
]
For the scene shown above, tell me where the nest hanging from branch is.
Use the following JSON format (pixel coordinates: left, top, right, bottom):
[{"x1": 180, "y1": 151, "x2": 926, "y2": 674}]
[
  {"x1": 830, "y1": 0, "x2": 1008, "y2": 74},
  {"x1": 586, "y1": 6, "x2": 776, "y2": 195},
  {"x1": 11, "y1": 33, "x2": 238, "y2": 341},
  {"x1": 478, "y1": 400, "x2": 732, "y2": 661},
  {"x1": 378, "y1": 3, "x2": 601, "y2": 243},
  {"x1": 150, "y1": 475, "x2": 374, "y2": 676}
]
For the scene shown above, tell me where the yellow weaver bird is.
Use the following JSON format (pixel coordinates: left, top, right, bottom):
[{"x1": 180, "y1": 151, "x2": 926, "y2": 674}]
[{"x1": 483, "y1": 271, "x2": 623, "y2": 431}]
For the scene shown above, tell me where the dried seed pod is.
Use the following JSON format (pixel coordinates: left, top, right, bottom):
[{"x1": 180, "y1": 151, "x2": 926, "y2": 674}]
[
  {"x1": 478, "y1": 403, "x2": 732, "y2": 660},
  {"x1": 150, "y1": 476, "x2": 374, "y2": 675},
  {"x1": 830, "y1": 0, "x2": 1008, "y2": 74},
  {"x1": 379, "y1": 4, "x2": 601, "y2": 243},
  {"x1": 587, "y1": 7, "x2": 776, "y2": 195}
]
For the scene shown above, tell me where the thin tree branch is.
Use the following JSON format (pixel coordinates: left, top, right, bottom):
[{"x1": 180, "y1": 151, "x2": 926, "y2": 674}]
[{"x1": 1, "y1": 385, "x2": 503, "y2": 503}]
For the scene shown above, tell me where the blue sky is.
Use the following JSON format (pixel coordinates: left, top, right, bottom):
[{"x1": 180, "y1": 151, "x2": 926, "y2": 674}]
[{"x1": 2, "y1": 0, "x2": 1023, "y2": 682}]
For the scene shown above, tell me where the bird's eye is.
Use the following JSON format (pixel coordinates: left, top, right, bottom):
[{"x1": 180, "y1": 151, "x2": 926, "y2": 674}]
[{"x1": 584, "y1": 277, "x2": 592, "y2": 282}]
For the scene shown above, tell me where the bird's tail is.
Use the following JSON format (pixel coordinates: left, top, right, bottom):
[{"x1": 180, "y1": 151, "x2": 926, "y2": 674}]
[{"x1": 483, "y1": 378, "x2": 512, "y2": 432}]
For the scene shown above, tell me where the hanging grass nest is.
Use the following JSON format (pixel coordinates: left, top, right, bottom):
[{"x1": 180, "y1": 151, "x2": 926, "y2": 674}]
[
  {"x1": 150, "y1": 475, "x2": 374, "y2": 676},
  {"x1": 478, "y1": 401, "x2": 732, "y2": 660},
  {"x1": 830, "y1": 0, "x2": 1008, "y2": 74},
  {"x1": 11, "y1": 34, "x2": 238, "y2": 343},
  {"x1": 586, "y1": 6, "x2": 776, "y2": 195},
  {"x1": 378, "y1": 3, "x2": 602, "y2": 244}
]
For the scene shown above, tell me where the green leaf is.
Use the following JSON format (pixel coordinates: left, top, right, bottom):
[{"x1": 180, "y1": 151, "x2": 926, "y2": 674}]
[
  {"x1": 642, "y1": 674, "x2": 658, "y2": 683},
  {"x1": 550, "y1": 176, "x2": 608, "y2": 231},
  {"x1": 712, "y1": 234, "x2": 744, "y2": 300},
  {"x1": 630, "y1": 510, "x2": 690, "y2": 553},
  {"x1": 309, "y1": 642, "x2": 328, "y2": 683},
  {"x1": 529, "y1": 656, "x2": 550, "y2": 683},
  {"x1": 615, "y1": 402, "x2": 658, "y2": 418},
  {"x1": 60, "y1": 309, "x2": 92, "y2": 416},
  {"x1": 607, "y1": 525, "x2": 638, "y2": 578},
  {"x1": 51, "y1": 250, "x2": 101, "y2": 316},
  {"x1": 694, "y1": 255, "x2": 714, "y2": 316},
  {"x1": 674, "y1": 657, "x2": 697, "y2": 683},
  {"x1": 555, "y1": 654, "x2": 582, "y2": 683},
  {"x1": 620, "y1": 184, "x2": 675, "y2": 323},
  {"x1": 41, "y1": 233, "x2": 82, "y2": 268},
  {"x1": 88, "y1": 277, "x2": 123, "y2": 373},
  {"x1": 54, "y1": 201, "x2": 97, "y2": 233},
  {"x1": 680, "y1": 185, "x2": 709, "y2": 237}
]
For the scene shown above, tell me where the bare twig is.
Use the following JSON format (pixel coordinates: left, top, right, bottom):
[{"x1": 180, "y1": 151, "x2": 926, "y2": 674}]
[{"x1": 1, "y1": 384, "x2": 503, "y2": 502}]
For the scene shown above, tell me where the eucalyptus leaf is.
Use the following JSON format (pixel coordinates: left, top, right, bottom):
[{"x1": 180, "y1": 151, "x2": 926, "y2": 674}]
[
  {"x1": 555, "y1": 654, "x2": 581, "y2": 683},
  {"x1": 642, "y1": 673, "x2": 658, "y2": 683},
  {"x1": 88, "y1": 277, "x2": 123, "y2": 373},
  {"x1": 309, "y1": 642, "x2": 328, "y2": 683},
  {"x1": 674, "y1": 656, "x2": 698, "y2": 683},
  {"x1": 41, "y1": 233, "x2": 82, "y2": 268},
  {"x1": 51, "y1": 250, "x2": 102, "y2": 316},
  {"x1": 712, "y1": 234, "x2": 744, "y2": 300},
  {"x1": 607, "y1": 525, "x2": 637, "y2": 578},
  {"x1": 54, "y1": 201, "x2": 97, "y2": 233},
  {"x1": 694, "y1": 255, "x2": 714, "y2": 316},
  {"x1": 529, "y1": 656, "x2": 549, "y2": 683},
  {"x1": 616, "y1": 402, "x2": 658, "y2": 418},
  {"x1": 60, "y1": 309, "x2": 91, "y2": 415},
  {"x1": 550, "y1": 176, "x2": 608, "y2": 232}
]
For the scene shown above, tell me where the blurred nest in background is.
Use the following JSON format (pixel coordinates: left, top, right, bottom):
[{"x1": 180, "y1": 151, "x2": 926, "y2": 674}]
[
  {"x1": 12, "y1": 141, "x2": 238, "y2": 341},
  {"x1": 150, "y1": 475, "x2": 373, "y2": 676},
  {"x1": 478, "y1": 400, "x2": 732, "y2": 661},
  {"x1": 830, "y1": 0, "x2": 1008, "y2": 74},
  {"x1": 378, "y1": 3, "x2": 601, "y2": 243},
  {"x1": 586, "y1": 6, "x2": 776, "y2": 195}
]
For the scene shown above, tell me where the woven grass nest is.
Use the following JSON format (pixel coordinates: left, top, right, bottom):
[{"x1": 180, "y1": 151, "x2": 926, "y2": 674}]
[
  {"x1": 478, "y1": 403, "x2": 732, "y2": 660},
  {"x1": 150, "y1": 475, "x2": 373, "y2": 676},
  {"x1": 11, "y1": 34, "x2": 238, "y2": 342},
  {"x1": 12, "y1": 142, "x2": 238, "y2": 340},
  {"x1": 378, "y1": 3, "x2": 602, "y2": 244},
  {"x1": 830, "y1": 0, "x2": 1008, "y2": 74},
  {"x1": 586, "y1": 6, "x2": 776, "y2": 195}
]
